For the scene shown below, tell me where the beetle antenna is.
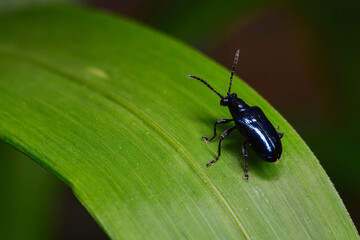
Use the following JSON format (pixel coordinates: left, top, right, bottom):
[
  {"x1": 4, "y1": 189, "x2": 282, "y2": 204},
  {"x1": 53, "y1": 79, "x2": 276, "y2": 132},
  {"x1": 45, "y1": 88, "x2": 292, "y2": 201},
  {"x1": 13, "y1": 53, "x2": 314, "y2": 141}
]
[
  {"x1": 228, "y1": 49, "x2": 240, "y2": 96},
  {"x1": 188, "y1": 75, "x2": 224, "y2": 99}
]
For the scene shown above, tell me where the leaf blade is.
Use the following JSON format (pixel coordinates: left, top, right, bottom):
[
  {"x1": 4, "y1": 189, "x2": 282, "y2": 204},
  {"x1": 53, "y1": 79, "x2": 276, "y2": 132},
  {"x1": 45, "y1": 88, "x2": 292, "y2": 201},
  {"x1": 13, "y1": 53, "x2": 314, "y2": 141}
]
[{"x1": 0, "y1": 6, "x2": 358, "y2": 239}]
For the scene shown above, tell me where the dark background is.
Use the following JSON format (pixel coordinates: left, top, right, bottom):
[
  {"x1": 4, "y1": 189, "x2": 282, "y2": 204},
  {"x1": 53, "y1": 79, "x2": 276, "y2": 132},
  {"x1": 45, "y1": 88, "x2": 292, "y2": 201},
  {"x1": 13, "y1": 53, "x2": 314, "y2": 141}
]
[{"x1": 1, "y1": 0, "x2": 359, "y2": 239}]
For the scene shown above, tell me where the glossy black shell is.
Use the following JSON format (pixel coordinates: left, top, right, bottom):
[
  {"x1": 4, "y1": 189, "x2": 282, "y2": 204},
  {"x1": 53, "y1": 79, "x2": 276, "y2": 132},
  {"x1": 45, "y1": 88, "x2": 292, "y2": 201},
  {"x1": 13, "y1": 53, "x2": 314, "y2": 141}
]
[{"x1": 223, "y1": 94, "x2": 282, "y2": 162}]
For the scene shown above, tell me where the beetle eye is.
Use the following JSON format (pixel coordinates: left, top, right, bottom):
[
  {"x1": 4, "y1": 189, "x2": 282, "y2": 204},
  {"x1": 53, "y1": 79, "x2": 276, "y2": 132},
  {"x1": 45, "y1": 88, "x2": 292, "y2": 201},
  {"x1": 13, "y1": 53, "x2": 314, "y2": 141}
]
[{"x1": 220, "y1": 98, "x2": 228, "y2": 106}]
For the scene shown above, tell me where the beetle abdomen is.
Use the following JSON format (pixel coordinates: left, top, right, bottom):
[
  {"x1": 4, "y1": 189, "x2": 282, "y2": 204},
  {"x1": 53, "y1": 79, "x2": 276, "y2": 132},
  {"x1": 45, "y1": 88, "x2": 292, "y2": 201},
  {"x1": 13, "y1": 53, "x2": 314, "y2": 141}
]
[{"x1": 233, "y1": 106, "x2": 282, "y2": 162}]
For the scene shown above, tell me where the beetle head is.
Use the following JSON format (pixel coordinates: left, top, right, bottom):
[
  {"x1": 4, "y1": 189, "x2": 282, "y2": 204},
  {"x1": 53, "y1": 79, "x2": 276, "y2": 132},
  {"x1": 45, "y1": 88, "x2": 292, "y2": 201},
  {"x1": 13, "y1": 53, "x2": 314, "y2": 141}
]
[{"x1": 220, "y1": 93, "x2": 237, "y2": 106}]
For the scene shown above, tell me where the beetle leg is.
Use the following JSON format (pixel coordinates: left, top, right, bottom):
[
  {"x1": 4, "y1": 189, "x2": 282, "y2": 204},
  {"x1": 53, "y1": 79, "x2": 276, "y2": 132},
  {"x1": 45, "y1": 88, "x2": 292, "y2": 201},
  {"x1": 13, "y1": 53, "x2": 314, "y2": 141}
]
[
  {"x1": 202, "y1": 119, "x2": 233, "y2": 142},
  {"x1": 277, "y1": 131, "x2": 284, "y2": 139},
  {"x1": 242, "y1": 141, "x2": 249, "y2": 180},
  {"x1": 206, "y1": 126, "x2": 236, "y2": 166}
]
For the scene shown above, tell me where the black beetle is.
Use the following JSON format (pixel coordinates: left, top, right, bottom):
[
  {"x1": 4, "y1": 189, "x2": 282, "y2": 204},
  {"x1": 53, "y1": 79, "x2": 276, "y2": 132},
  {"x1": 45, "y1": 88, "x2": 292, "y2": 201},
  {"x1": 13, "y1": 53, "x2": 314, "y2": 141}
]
[{"x1": 188, "y1": 50, "x2": 283, "y2": 179}]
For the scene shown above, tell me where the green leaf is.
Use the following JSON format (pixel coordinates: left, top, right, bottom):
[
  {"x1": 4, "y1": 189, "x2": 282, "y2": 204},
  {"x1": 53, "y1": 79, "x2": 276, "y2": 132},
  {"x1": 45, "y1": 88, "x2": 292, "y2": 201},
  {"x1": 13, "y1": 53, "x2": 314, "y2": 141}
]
[
  {"x1": 0, "y1": 140, "x2": 59, "y2": 239},
  {"x1": 0, "y1": 6, "x2": 358, "y2": 239},
  {"x1": 0, "y1": 0, "x2": 77, "y2": 14}
]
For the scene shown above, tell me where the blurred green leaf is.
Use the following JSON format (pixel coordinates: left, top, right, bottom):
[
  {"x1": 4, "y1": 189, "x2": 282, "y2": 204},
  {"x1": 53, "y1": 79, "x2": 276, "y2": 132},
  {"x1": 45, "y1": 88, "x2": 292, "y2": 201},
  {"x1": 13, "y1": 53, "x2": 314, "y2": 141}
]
[
  {"x1": 0, "y1": 140, "x2": 59, "y2": 240},
  {"x1": 0, "y1": 0, "x2": 78, "y2": 14},
  {"x1": 0, "y1": 6, "x2": 358, "y2": 239}
]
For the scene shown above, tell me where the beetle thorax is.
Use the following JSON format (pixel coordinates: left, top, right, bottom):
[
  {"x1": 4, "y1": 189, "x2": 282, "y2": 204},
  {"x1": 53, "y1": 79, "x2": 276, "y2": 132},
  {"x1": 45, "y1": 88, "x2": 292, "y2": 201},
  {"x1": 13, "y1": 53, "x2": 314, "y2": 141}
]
[{"x1": 228, "y1": 98, "x2": 249, "y2": 112}]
